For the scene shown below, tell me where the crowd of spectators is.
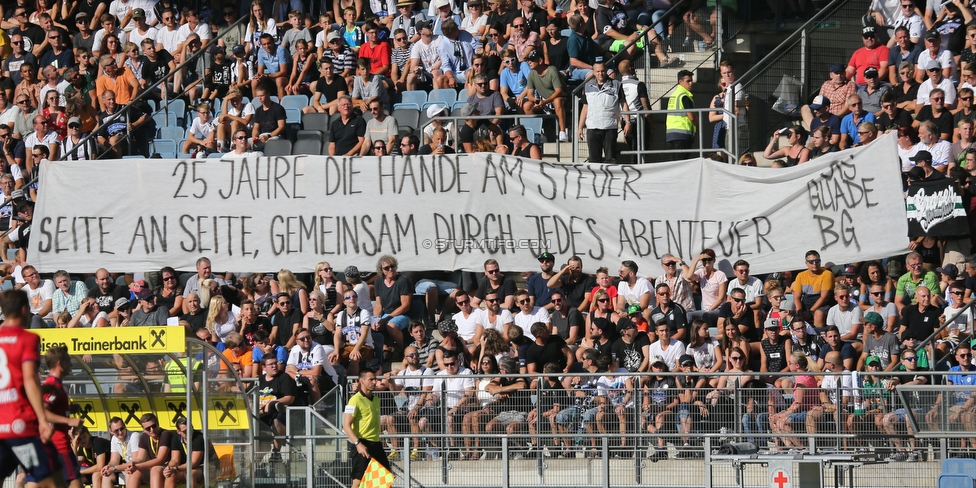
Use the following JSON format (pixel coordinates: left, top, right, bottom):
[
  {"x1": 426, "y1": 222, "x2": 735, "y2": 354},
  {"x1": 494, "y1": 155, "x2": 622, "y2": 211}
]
[{"x1": 0, "y1": 0, "x2": 750, "y2": 163}]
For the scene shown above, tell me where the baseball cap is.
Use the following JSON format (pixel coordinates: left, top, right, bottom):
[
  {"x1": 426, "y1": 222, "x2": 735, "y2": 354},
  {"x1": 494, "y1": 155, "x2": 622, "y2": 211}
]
[
  {"x1": 910, "y1": 150, "x2": 932, "y2": 162},
  {"x1": 616, "y1": 317, "x2": 636, "y2": 333},
  {"x1": 937, "y1": 263, "x2": 959, "y2": 279},
  {"x1": 67, "y1": 116, "x2": 81, "y2": 127},
  {"x1": 865, "y1": 355, "x2": 881, "y2": 366},
  {"x1": 232, "y1": 44, "x2": 246, "y2": 56},
  {"x1": 809, "y1": 95, "x2": 830, "y2": 110},
  {"x1": 131, "y1": 8, "x2": 146, "y2": 19},
  {"x1": 457, "y1": 103, "x2": 478, "y2": 117},
  {"x1": 829, "y1": 63, "x2": 844, "y2": 74},
  {"x1": 649, "y1": 355, "x2": 667, "y2": 368},
  {"x1": 115, "y1": 297, "x2": 130, "y2": 310},
  {"x1": 627, "y1": 304, "x2": 641, "y2": 315},
  {"x1": 538, "y1": 252, "x2": 554, "y2": 262},
  {"x1": 525, "y1": 49, "x2": 542, "y2": 61},
  {"x1": 764, "y1": 318, "x2": 781, "y2": 329},
  {"x1": 592, "y1": 317, "x2": 611, "y2": 331},
  {"x1": 841, "y1": 265, "x2": 858, "y2": 276},
  {"x1": 864, "y1": 67, "x2": 879, "y2": 78},
  {"x1": 925, "y1": 29, "x2": 939, "y2": 41},
  {"x1": 327, "y1": 31, "x2": 341, "y2": 42},
  {"x1": 862, "y1": 311, "x2": 883, "y2": 326},
  {"x1": 678, "y1": 354, "x2": 695, "y2": 367},
  {"x1": 862, "y1": 26, "x2": 876, "y2": 36}
]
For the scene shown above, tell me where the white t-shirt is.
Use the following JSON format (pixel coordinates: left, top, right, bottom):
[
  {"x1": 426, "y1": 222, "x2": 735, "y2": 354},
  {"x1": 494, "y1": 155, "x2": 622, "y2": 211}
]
[
  {"x1": 913, "y1": 140, "x2": 952, "y2": 168},
  {"x1": 694, "y1": 268, "x2": 728, "y2": 310},
  {"x1": 109, "y1": 0, "x2": 135, "y2": 31},
  {"x1": 111, "y1": 431, "x2": 141, "y2": 463},
  {"x1": 460, "y1": 14, "x2": 487, "y2": 37},
  {"x1": 452, "y1": 309, "x2": 485, "y2": 341},
  {"x1": 27, "y1": 279, "x2": 55, "y2": 319},
  {"x1": 188, "y1": 116, "x2": 217, "y2": 139},
  {"x1": 394, "y1": 366, "x2": 433, "y2": 409},
  {"x1": 482, "y1": 308, "x2": 514, "y2": 332},
  {"x1": 617, "y1": 277, "x2": 651, "y2": 308},
  {"x1": 409, "y1": 38, "x2": 440, "y2": 71},
  {"x1": 826, "y1": 305, "x2": 863, "y2": 338},
  {"x1": 727, "y1": 276, "x2": 764, "y2": 303},
  {"x1": 915, "y1": 74, "x2": 957, "y2": 107},
  {"x1": 943, "y1": 305, "x2": 974, "y2": 335},
  {"x1": 154, "y1": 26, "x2": 182, "y2": 54},
  {"x1": 0, "y1": 104, "x2": 20, "y2": 128},
  {"x1": 24, "y1": 130, "x2": 60, "y2": 151},
  {"x1": 287, "y1": 342, "x2": 339, "y2": 383},
  {"x1": 176, "y1": 22, "x2": 212, "y2": 46},
  {"x1": 513, "y1": 307, "x2": 550, "y2": 340},
  {"x1": 821, "y1": 371, "x2": 853, "y2": 406},
  {"x1": 92, "y1": 28, "x2": 128, "y2": 54},
  {"x1": 432, "y1": 367, "x2": 476, "y2": 408},
  {"x1": 916, "y1": 49, "x2": 957, "y2": 84},
  {"x1": 128, "y1": 28, "x2": 157, "y2": 52},
  {"x1": 648, "y1": 338, "x2": 685, "y2": 370}
]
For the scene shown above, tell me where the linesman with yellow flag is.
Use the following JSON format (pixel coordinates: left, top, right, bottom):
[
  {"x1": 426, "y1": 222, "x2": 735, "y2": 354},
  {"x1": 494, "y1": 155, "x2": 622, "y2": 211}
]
[{"x1": 343, "y1": 369, "x2": 393, "y2": 488}]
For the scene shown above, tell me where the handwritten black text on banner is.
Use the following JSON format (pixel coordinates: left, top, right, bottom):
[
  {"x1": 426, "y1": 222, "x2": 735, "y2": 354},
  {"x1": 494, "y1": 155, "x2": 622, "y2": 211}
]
[{"x1": 29, "y1": 135, "x2": 909, "y2": 274}]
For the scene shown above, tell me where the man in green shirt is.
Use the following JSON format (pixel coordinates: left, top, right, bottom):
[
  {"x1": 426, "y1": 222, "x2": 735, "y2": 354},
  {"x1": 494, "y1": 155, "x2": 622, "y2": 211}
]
[
  {"x1": 894, "y1": 251, "x2": 939, "y2": 314},
  {"x1": 343, "y1": 370, "x2": 390, "y2": 488}
]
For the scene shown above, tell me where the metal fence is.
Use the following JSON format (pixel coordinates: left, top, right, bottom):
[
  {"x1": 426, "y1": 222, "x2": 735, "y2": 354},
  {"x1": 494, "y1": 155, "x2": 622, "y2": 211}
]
[{"x1": 252, "y1": 369, "x2": 974, "y2": 488}]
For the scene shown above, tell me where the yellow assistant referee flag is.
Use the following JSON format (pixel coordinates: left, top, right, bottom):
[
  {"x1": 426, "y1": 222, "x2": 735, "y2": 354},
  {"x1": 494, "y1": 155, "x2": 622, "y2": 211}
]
[{"x1": 361, "y1": 458, "x2": 394, "y2": 488}]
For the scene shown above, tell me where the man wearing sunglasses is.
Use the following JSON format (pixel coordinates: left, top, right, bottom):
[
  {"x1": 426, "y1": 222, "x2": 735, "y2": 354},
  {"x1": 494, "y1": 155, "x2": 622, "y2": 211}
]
[
  {"x1": 125, "y1": 414, "x2": 173, "y2": 488},
  {"x1": 792, "y1": 249, "x2": 835, "y2": 315},
  {"x1": 286, "y1": 328, "x2": 339, "y2": 405},
  {"x1": 101, "y1": 416, "x2": 142, "y2": 488},
  {"x1": 512, "y1": 289, "x2": 551, "y2": 341},
  {"x1": 3, "y1": 33, "x2": 36, "y2": 86}
]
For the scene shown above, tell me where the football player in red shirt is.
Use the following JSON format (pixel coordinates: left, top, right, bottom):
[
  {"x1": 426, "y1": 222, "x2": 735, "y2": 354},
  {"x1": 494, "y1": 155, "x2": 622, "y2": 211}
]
[
  {"x1": 42, "y1": 345, "x2": 83, "y2": 488},
  {"x1": 0, "y1": 289, "x2": 66, "y2": 488}
]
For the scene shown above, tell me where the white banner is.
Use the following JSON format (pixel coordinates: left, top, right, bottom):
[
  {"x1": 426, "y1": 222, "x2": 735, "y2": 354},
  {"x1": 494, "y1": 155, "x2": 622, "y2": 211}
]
[{"x1": 29, "y1": 134, "x2": 909, "y2": 275}]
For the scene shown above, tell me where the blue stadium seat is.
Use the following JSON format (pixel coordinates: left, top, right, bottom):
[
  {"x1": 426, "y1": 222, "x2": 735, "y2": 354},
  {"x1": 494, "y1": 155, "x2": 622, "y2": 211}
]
[
  {"x1": 207, "y1": 152, "x2": 226, "y2": 158},
  {"x1": 400, "y1": 90, "x2": 427, "y2": 108},
  {"x1": 122, "y1": 155, "x2": 142, "y2": 159},
  {"x1": 285, "y1": 107, "x2": 302, "y2": 124},
  {"x1": 451, "y1": 100, "x2": 467, "y2": 112},
  {"x1": 293, "y1": 139, "x2": 321, "y2": 155},
  {"x1": 152, "y1": 111, "x2": 180, "y2": 127},
  {"x1": 0, "y1": 279, "x2": 12, "y2": 290},
  {"x1": 262, "y1": 139, "x2": 292, "y2": 156},
  {"x1": 157, "y1": 126, "x2": 183, "y2": 141},
  {"x1": 281, "y1": 95, "x2": 309, "y2": 111},
  {"x1": 427, "y1": 88, "x2": 457, "y2": 107},
  {"x1": 393, "y1": 102, "x2": 421, "y2": 111},
  {"x1": 152, "y1": 139, "x2": 177, "y2": 158},
  {"x1": 161, "y1": 98, "x2": 186, "y2": 117},
  {"x1": 943, "y1": 459, "x2": 976, "y2": 479},
  {"x1": 521, "y1": 118, "x2": 544, "y2": 143},
  {"x1": 938, "y1": 474, "x2": 974, "y2": 488}
]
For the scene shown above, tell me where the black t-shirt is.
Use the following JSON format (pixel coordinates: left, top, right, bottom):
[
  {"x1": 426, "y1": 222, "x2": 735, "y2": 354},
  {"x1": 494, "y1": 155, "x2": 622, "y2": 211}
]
[
  {"x1": 875, "y1": 109, "x2": 914, "y2": 133},
  {"x1": 314, "y1": 76, "x2": 347, "y2": 103},
  {"x1": 418, "y1": 144, "x2": 456, "y2": 155},
  {"x1": 271, "y1": 308, "x2": 304, "y2": 347},
  {"x1": 209, "y1": 58, "x2": 233, "y2": 86},
  {"x1": 900, "y1": 304, "x2": 942, "y2": 340},
  {"x1": 551, "y1": 307, "x2": 584, "y2": 342},
  {"x1": 79, "y1": 436, "x2": 111, "y2": 467},
  {"x1": 239, "y1": 316, "x2": 272, "y2": 344},
  {"x1": 87, "y1": 283, "x2": 128, "y2": 313},
  {"x1": 595, "y1": 4, "x2": 629, "y2": 48},
  {"x1": 180, "y1": 309, "x2": 208, "y2": 333},
  {"x1": 718, "y1": 301, "x2": 759, "y2": 341},
  {"x1": 611, "y1": 333, "x2": 650, "y2": 372},
  {"x1": 525, "y1": 335, "x2": 569, "y2": 371},
  {"x1": 559, "y1": 274, "x2": 596, "y2": 311},
  {"x1": 648, "y1": 302, "x2": 689, "y2": 337},
  {"x1": 78, "y1": 0, "x2": 109, "y2": 23},
  {"x1": 253, "y1": 102, "x2": 286, "y2": 135},
  {"x1": 138, "y1": 429, "x2": 175, "y2": 458},
  {"x1": 475, "y1": 276, "x2": 518, "y2": 304},
  {"x1": 169, "y1": 431, "x2": 215, "y2": 466},
  {"x1": 895, "y1": 82, "x2": 919, "y2": 105},
  {"x1": 915, "y1": 105, "x2": 954, "y2": 136},
  {"x1": 374, "y1": 275, "x2": 412, "y2": 316},
  {"x1": 459, "y1": 123, "x2": 477, "y2": 149},
  {"x1": 12, "y1": 24, "x2": 45, "y2": 53},
  {"x1": 142, "y1": 50, "x2": 175, "y2": 85},
  {"x1": 258, "y1": 371, "x2": 299, "y2": 414},
  {"x1": 329, "y1": 115, "x2": 366, "y2": 156}
]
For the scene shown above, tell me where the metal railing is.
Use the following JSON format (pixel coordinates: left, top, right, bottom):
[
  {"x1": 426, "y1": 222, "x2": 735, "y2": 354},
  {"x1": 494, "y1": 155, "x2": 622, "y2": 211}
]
[
  {"x1": 264, "y1": 368, "x2": 964, "y2": 488},
  {"x1": 618, "y1": 107, "x2": 737, "y2": 162}
]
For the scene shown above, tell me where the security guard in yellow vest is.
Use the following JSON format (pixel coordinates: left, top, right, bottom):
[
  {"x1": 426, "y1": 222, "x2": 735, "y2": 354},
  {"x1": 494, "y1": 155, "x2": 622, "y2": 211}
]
[{"x1": 666, "y1": 70, "x2": 696, "y2": 160}]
